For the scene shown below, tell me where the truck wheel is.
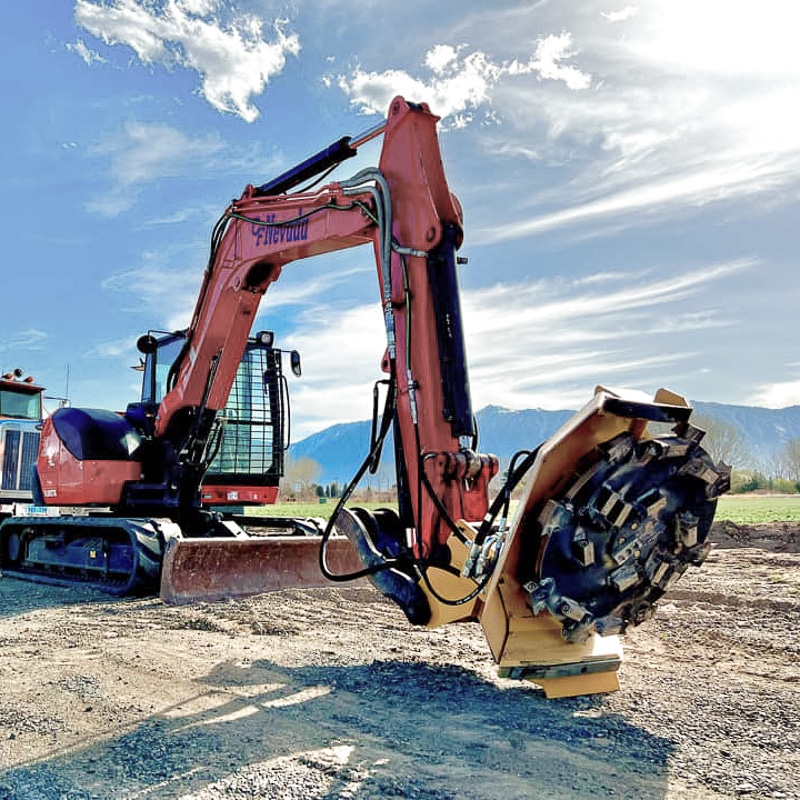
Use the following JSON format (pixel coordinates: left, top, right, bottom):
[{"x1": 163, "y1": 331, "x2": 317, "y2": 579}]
[{"x1": 4, "y1": 530, "x2": 22, "y2": 565}]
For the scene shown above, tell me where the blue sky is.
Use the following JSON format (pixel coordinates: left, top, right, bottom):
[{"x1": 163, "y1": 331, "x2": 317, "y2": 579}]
[{"x1": 1, "y1": 1, "x2": 798, "y2": 439}]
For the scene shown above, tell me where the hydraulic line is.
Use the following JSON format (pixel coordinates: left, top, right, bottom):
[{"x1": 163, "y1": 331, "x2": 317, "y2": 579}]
[
  {"x1": 394, "y1": 239, "x2": 536, "y2": 606},
  {"x1": 317, "y1": 171, "x2": 404, "y2": 582},
  {"x1": 318, "y1": 375, "x2": 403, "y2": 582},
  {"x1": 244, "y1": 165, "x2": 502, "y2": 604},
  {"x1": 341, "y1": 170, "x2": 395, "y2": 361},
  {"x1": 391, "y1": 245, "x2": 488, "y2": 607}
]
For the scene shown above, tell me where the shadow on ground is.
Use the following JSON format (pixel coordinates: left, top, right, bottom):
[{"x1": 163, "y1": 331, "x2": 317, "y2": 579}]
[{"x1": 0, "y1": 655, "x2": 674, "y2": 800}]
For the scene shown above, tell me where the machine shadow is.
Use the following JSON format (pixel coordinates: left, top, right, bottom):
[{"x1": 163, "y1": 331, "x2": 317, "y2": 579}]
[{"x1": 0, "y1": 655, "x2": 675, "y2": 800}]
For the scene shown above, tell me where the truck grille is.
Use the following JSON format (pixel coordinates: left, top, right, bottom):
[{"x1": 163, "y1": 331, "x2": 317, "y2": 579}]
[{"x1": 2, "y1": 427, "x2": 40, "y2": 494}]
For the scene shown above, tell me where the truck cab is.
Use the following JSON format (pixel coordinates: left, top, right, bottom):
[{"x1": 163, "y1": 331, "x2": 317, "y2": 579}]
[{"x1": 0, "y1": 371, "x2": 44, "y2": 510}]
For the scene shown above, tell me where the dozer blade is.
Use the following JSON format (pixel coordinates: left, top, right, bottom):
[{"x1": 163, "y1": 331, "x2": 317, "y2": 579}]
[{"x1": 159, "y1": 535, "x2": 364, "y2": 605}]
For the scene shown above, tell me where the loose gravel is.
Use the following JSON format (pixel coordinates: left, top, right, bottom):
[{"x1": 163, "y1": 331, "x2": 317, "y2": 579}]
[{"x1": 0, "y1": 521, "x2": 797, "y2": 800}]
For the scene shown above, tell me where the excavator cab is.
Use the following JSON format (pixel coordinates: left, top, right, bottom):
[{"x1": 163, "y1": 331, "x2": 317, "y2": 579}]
[{"x1": 134, "y1": 329, "x2": 297, "y2": 509}]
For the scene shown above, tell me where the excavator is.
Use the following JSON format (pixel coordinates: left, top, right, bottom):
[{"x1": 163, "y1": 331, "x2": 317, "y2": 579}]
[{"x1": 0, "y1": 97, "x2": 728, "y2": 697}]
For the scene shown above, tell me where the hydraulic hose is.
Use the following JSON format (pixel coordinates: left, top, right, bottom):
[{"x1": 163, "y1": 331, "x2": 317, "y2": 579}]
[{"x1": 318, "y1": 375, "x2": 403, "y2": 582}]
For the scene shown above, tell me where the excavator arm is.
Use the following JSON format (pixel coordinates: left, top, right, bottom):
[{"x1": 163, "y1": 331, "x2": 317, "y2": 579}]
[{"x1": 126, "y1": 96, "x2": 495, "y2": 547}]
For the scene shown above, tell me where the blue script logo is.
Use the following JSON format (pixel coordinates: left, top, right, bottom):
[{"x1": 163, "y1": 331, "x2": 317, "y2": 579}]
[{"x1": 251, "y1": 212, "x2": 309, "y2": 246}]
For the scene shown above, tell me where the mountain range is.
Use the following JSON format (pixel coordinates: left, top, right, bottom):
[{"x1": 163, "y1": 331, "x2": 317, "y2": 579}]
[{"x1": 289, "y1": 401, "x2": 800, "y2": 486}]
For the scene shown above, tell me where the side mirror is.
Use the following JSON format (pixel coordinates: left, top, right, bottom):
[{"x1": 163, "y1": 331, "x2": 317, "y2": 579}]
[
  {"x1": 290, "y1": 350, "x2": 302, "y2": 377},
  {"x1": 137, "y1": 334, "x2": 158, "y2": 354}
]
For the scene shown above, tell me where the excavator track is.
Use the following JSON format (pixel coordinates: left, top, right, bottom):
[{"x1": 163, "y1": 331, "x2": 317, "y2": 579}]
[
  {"x1": 0, "y1": 516, "x2": 168, "y2": 595},
  {"x1": 0, "y1": 513, "x2": 363, "y2": 602}
]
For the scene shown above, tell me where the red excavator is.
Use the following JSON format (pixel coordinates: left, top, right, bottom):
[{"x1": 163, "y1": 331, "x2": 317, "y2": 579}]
[{"x1": 0, "y1": 97, "x2": 728, "y2": 697}]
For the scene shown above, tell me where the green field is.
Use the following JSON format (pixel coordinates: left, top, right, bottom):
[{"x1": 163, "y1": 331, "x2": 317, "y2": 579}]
[
  {"x1": 250, "y1": 500, "x2": 392, "y2": 521},
  {"x1": 257, "y1": 494, "x2": 800, "y2": 527},
  {"x1": 714, "y1": 494, "x2": 800, "y2": 524}
]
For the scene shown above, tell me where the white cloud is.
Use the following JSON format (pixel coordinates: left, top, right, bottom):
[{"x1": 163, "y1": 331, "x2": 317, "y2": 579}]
[
  {"x1": 601, "y1": 6, "x2": 638, "y2": 23},
  {"x1": 66, "y1": 38, "x2": 106, "y2": 65},
  {"x1": 336, "y1": 33, "x2": 590, "y2": 127},
  {"x1": 459, "y1": 261, "x2": 748, "y2": 408},
  {"x1": 467, "y1": 3, "x2": 800, "y2": 238},
  {"x1": 0, "y1": 329, "x2": 49, "y2": 353},
  {"x1": 476, "y1": 158, "x2": 798, "y2": 243},
  {"x1": 751, "y1": 379, "x2": 800, "y2": 409},
  {"x1": 622, "y1": 1, "x2": 799, "y2": 77},
  {"x1": 101, "y1": 248, "x2": 203, "y2": 330},
  {"x1": 87, "y1": 122, "x2": 224, "y2": 215},
  {"x1": 270, "y1": 303, "x2": 387, "y2": 438},
  {"x1": 507, "y1": 32, "x2": 591, "y2": 90},
  {"x1": 462, "y1": 259, "x2": 750, "y2": 337},
  {"x1": 425, "y1": 44, "x2": 459, "y2": 75},
  {"x1": 74, "y1": 0, "x2": 300, "y2": 122},
  {"x1": 100, "y1": 250, "x2": 378, "y2": 435},
  {"x1": 141, "y1": 206, "x2": 202, "y2": 226},
  {"x1": 87, "y1": 336, "x2": 140, "y2": 359},
  {"x1": 264, "y1": 265, "x2": 374, "y2": 312},
  {"x1": 281, "y1": 259, "x2": 746, "y2": 435}
]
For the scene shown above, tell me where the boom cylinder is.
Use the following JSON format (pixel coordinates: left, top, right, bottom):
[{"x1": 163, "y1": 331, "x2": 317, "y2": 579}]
[{"x1": 255, "y1": 119, "x2": 387, "y2": 197}]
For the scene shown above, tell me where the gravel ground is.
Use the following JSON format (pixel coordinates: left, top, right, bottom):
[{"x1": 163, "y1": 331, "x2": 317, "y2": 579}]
[{"x1": 0, "y1": 521, "x2": 797, "y2": 800}]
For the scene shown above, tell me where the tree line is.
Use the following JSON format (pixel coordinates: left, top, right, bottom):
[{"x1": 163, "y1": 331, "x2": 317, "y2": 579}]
[
  {"x1": 279, "y1": 418, "x2": 800, "y2": 501},
  {"x1": 278, "y1": 455, "x2": 396, "y2": 502},
  {"x1": 683, "y1": 414, "x2": 800, "y2": 494}
]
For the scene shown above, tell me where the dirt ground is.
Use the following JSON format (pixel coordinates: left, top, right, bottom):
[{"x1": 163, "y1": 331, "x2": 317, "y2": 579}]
[{"x1": 0, "y1": 521, "x2": 797, "y2": 800}]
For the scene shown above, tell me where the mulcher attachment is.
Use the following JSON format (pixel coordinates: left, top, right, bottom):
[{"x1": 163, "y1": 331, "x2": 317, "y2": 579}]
[{"x1": 523, "y1": 428, "x2": 729, "y2": 644}]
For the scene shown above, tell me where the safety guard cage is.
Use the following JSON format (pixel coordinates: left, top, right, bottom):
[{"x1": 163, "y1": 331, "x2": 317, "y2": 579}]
[
  {"x1": 140, "y1": 332, "x2": 286, "y2": 490},
  {"x1": 204, "y1": 344, "x2": 285, "y2": 487}
]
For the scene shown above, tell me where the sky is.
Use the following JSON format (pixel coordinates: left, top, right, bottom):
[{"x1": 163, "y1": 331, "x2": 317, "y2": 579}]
[{"x1": 1, "y1": 0, "x2": 799, "y2": 440}]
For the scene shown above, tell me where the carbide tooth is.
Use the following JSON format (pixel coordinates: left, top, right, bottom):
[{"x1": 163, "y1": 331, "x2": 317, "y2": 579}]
[
  {"x1": 594, "y1": 615, "x2": 624, "y2": 636},
  {"x1": 651, "y1": 561, "x2": 670, "y2": 585},
  {"x1": 524, "y1": 577, "x2": 556, "y2": 616},
  {"x1": 562, "y1": 620, "x2": 595, "y2": 644},
  {"x1": 557, "y1": 595, "x2": 590, "y2": 622},
  {"x1": 536, "y1": 498, "x2": 560, "y2": 527},
  {"x1": 672, "y1": 421, "x2": 705, "y2": 444},
  {"x1": 597, "y1": 487, "x2": 633, "y2": 527},
  {"x1": 563, "y1": 460, "x2": 605, "y2": 501},
  {"x1": 684, "y1": 541, "x2": 712, "y2": 566},
  {"x1": 603, "y1": 434, "x2": 634, "y2": 463},
  {"x1": 677, "y1": 511, "x2": 699, "y2": 548},
  {"x1": 662, "y1": 563, "x2": 689, "y2": 591},
  {"x1": 610, "y1": 500, "x2": 635, "y2": 528},
  {"x1": 678, "y1": 458, "x2": 719, "y2": 484},
  {"x1": 610, "y1": 562, "x2": 641, "y2": 592},
  {"x1": 707, "y1": 463, "x2": 732, "y2": 498},
  {"x1": 572, "y1": 529, "x2": 595, "y2": 566}
]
